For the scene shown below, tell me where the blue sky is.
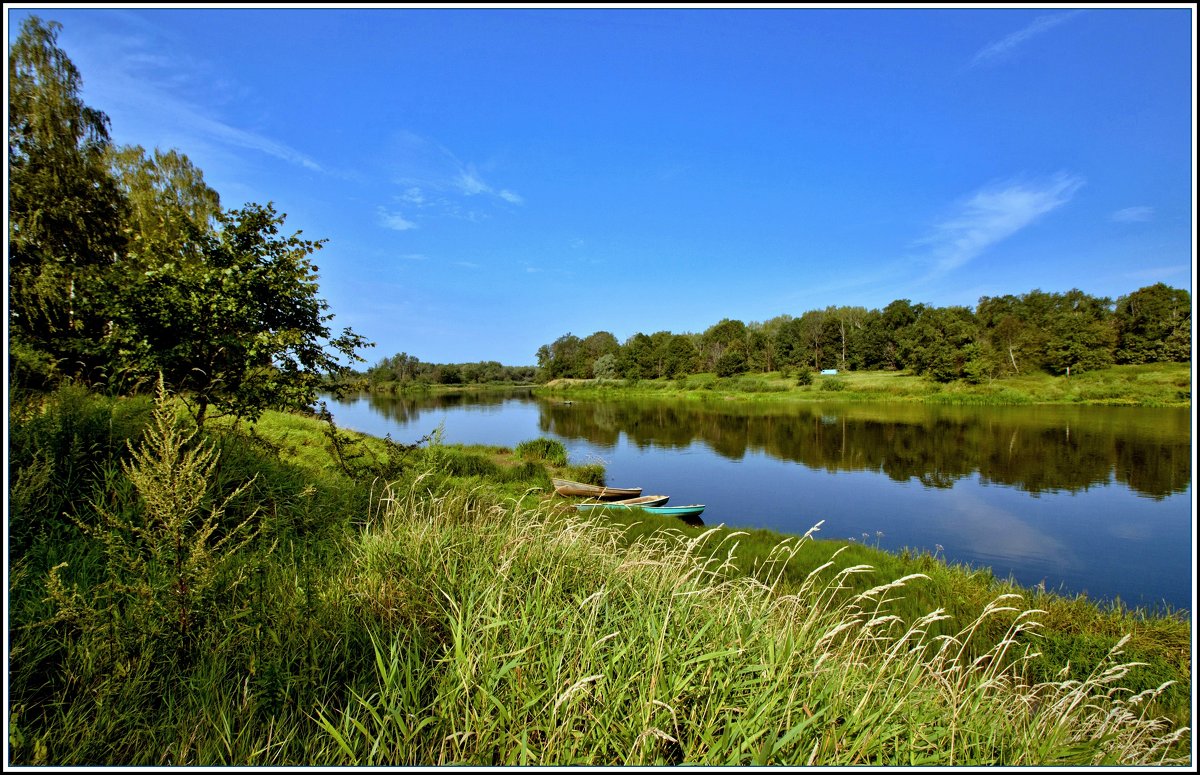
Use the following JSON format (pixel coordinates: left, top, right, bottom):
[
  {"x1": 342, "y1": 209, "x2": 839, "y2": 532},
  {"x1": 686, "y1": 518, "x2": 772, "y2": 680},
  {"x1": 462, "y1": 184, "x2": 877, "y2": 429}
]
[{"x1": 6, "y1": 5, "x2": 1195, "y2": 366}]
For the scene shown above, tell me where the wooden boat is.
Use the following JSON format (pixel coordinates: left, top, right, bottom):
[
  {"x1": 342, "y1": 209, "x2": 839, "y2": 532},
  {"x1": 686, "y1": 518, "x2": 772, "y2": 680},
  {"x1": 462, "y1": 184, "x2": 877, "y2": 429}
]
[
  {"x1": 573, "y1": 494, "x2": 670, "y2": 512},
  {"x1": 639, "y1": 504, "x2": 706, "y2": 520},
  {"x1": 552, "y1": 477, "x2": 642, "y2": 500}
]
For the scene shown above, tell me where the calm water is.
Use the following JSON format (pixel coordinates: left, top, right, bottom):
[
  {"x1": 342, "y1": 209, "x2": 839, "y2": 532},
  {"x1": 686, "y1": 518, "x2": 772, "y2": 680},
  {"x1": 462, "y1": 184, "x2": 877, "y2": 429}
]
[{"x1": 321, "y1": 389, "x2": 1194, "y2": 614}]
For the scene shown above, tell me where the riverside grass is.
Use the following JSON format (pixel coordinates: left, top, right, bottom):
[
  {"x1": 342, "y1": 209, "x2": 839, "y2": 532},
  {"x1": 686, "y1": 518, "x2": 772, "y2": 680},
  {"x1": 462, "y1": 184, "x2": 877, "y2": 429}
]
[
  {"x1": 536, "y1": 362, "x2": 1193, "y2": 408},
  {"x1": 315, "y1": 487, "x2": 1189, "y2": 766},
  {"x1": 6, "y1": 386, "x2": 1192, "y2": 766}
]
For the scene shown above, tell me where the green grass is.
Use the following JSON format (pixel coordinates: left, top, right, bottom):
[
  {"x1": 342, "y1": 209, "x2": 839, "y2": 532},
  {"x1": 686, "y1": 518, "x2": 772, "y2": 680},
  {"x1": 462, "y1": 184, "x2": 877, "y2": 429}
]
[
  {"x1": 7, "y1": 386, "x2": 1192, "y2": 766},
  {"x1": 536, "y1": 363, "x2": 1191, "y2": 407}
]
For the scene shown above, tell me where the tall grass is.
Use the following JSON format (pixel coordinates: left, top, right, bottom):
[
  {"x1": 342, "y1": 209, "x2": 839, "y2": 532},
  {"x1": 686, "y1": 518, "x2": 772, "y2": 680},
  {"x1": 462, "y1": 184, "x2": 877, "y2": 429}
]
[
  {"x1": 8, "y1": 386, "x2": 1191, "y2": 766},
  {"x1": 311, "y1": 485, "x2": 1189, "y2": 765}
]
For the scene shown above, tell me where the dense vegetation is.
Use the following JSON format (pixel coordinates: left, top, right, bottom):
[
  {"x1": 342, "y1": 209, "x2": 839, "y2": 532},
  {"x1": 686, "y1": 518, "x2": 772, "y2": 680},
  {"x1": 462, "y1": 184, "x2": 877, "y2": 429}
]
[
  {"x1": 8, "y1": 17, "x2": 368, "y2": 424},
  {"x1": 342, "y1": 352, "x2": 537, "y2": 392},
  {"x1": 7, "y1": 385, "x2": 1191, "y2": 765},
  {"x1": 533, "y1": 285, "x2": 1191, "y2": 384}
]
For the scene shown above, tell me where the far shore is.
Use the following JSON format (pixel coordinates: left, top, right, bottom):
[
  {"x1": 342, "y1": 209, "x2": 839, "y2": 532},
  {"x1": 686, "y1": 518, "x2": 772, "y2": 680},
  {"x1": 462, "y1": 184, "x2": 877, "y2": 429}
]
[{"x1": 531, "y1": 363, "x2": 1192, "y2": 408}]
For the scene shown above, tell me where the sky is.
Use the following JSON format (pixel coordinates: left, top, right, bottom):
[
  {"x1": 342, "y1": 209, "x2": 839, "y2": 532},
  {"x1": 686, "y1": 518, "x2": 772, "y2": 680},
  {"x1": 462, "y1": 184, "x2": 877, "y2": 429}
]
[{"x1": 5, "y1": 4, "x2": 1196, "y2": 367}]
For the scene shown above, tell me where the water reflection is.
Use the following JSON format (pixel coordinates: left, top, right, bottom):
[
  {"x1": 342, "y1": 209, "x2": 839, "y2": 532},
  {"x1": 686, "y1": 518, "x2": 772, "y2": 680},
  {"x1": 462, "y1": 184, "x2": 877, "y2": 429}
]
[
  {"x1": 338, "y1": 390, "x2": 1191, "y2": 500},
  {"x1": 537, "y1": 398, "x2": 1190, "y2": 500},
  {"x1": 321, "y1": 390, "x2": 1191, "y2": 611}
]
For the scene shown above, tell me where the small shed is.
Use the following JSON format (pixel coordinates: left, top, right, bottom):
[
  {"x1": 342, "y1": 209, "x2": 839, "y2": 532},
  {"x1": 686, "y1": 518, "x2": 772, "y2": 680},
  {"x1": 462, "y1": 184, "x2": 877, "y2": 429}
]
[{"x1": 820, "y1": 369, "x2": 838, "y2": 375}]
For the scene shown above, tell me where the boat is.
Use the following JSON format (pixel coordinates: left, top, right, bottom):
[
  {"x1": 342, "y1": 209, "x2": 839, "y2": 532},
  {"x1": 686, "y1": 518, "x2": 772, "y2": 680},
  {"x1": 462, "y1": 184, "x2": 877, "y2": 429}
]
[
  {"x1": 573, "y1": 494, "x2": 670, "y2": 512},
  {"x1": 639, "y1": 504, "x2": 706, "y2": 520},
  {"x1": 552, "y1": 477, "x2": 642, "y2": 500}
]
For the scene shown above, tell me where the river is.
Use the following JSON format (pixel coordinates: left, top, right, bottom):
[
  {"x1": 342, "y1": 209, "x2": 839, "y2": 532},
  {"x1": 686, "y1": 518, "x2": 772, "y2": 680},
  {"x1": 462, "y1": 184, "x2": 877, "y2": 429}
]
[{"x1": 320, "y1": 388, "x2": 1193, "y2": 614}]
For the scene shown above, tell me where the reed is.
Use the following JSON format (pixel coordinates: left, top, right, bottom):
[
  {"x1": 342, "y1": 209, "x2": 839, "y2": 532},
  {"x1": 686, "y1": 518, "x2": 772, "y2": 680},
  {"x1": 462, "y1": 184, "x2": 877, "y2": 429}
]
[{"x1": 309, "y1": 482, "x2": 1189, "y2": 765}]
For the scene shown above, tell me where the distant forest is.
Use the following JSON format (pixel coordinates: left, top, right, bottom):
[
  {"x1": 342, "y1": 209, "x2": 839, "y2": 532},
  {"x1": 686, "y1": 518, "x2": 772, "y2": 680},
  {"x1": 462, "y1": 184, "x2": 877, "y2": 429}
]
[
  {"x1": 532, "y1": 285, "x2": 1191, "y2": 384},
  {"x1": 352, "y1": 284, "x2": 1190, "y2": 389}
]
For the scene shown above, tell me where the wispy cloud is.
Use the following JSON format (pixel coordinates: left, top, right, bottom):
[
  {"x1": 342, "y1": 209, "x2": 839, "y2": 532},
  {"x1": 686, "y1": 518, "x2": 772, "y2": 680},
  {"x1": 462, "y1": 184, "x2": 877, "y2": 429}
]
[
  {"x1": 388, "y1": 131, "x2": 523, "y2": 210},
  {"x1": 916, "y1": 173, "x2": 1085, "y2": 272},
  {"x1": 1111, "y1": 206, "x2": 1154, "y2": 223},
  {"x1": 970, "y1": 11, "x2": 1083, "y2": 68},
  {"x1": 378, "y1": 208, "x2": 417, "y2": 232},
  {"x1": 62, "y1": 23, "x2": 324, "y2": 174}
]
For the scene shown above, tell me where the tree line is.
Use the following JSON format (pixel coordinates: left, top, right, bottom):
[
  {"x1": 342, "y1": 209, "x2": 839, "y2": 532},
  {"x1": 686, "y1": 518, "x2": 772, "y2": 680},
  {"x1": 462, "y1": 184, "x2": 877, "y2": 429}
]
[
  {"x1": 8, "y1": 16, "x2": 369, "y2": 425},
  {"x1": 535, "y1": 284, "x2": 1191, "y2": 383},
  {"x1": 352, "y1": 352, "x2": 537, "y2": 388}
]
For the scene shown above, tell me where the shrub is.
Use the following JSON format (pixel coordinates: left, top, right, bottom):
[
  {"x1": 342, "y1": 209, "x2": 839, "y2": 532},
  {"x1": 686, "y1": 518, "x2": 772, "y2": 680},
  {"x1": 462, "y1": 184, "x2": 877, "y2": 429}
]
[
  {"x1": 515, "y1": 437, "x2": 568, "y2": 467},
  {"x1": 795, "y1": 366, "x2": 814, "y2": 386},
  {"x1": 819, "y1": 377, "x2": 847, "y2": 392}
]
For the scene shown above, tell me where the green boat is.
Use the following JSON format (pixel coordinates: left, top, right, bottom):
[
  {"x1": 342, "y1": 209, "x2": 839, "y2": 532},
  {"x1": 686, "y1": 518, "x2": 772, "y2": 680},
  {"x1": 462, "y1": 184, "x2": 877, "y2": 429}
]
[
  {"x1": 639, "y1": 504, "x2": 705, "y2": 520},
  {"x1": 573, "y1": 494, "x2": 670, "y2": 512},
  {"x1": 574, "y1": 500, "x2": 705, "y2": 522}
]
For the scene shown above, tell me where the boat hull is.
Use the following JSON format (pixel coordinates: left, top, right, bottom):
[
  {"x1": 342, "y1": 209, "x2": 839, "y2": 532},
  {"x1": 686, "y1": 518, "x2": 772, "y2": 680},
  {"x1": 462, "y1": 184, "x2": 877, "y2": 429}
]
[
  {"x1": 640, "y1": 504, "x2": 705, "y2": 519},
  {"x1": 552, "y1": 478, "x2": 642, "y2": 500},
  {"x1": 573, "y1": 494, "x2": 669, "y2": 512}
]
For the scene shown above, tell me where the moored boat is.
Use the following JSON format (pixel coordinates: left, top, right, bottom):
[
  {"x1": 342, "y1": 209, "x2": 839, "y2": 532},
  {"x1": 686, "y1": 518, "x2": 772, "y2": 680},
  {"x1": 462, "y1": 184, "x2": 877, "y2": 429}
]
[
  {"x1": 552, "y1": 477, "x2": 642, "y2": 500},
  {"x1": 573, "y1": 494, "x2": 670, "y2": 512},
  {"x1": 639, "y1": 504, "x2": 705, "y2": 520}
]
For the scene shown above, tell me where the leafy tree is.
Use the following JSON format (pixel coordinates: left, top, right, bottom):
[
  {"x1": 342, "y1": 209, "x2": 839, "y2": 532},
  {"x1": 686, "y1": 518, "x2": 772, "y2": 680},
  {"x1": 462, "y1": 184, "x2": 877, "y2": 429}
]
[
  {"x1": 714, "y1": 350, "x2": 747, "y2": 377},
  {"x1": 873, "y1": 300, "x2": 921, "y2": 371},
  {"x1": 618, "y1": 332, "x2": 654, "y2": 379},
  {"x1": 1044, "y1": 292, "x2": 1116, "y2": 376},
  {"x1": 536, "y1": 333, "x2": 586, "y2": 380},
  {"x1": 592, "y1": 352, "x2": 619, "y2": 379},
  {"x1": 8, "y1": 16, "x2": 127, "y2": 385},
  {"x1": 1114, "y1": 283, "x2": 1191, "y2": 364},
  {"x1": 700, "y1": 319, "x2": 748, "y2": 372},
  {"x1": 581, "y1": 331, "x2": 620, "y2": 365},
  {"x1": 773, "y1": 316, "x2": 807, "y2": 368},
  {"x1": 977, "y1": 295, "x2": 1032, "y2": 375},
  {"x1": 117, "y1": 203, "x2": 370, "y2": 425},
  {"x1": 109, "y1": 145, "x2": 220, "y2": 268},
  {"x1": 660, "y1": 333, "x2": 699, "y2": 378},
  {"x1": 795, "y1": 310, "x2": 832, "y2": 370},
  {"x1": 904, "y1": 305, "x2": 978, "y2": 382}
]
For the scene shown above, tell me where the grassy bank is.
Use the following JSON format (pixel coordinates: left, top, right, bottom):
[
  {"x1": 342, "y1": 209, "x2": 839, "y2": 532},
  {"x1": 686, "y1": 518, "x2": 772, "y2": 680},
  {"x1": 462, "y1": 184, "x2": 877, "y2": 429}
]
[
  {"x1": 535, "y1": 363, "x2": 1192, "y2": 407},
  {"x1": 6, "y1": 385, "x2": 1192, "y2": 765}
]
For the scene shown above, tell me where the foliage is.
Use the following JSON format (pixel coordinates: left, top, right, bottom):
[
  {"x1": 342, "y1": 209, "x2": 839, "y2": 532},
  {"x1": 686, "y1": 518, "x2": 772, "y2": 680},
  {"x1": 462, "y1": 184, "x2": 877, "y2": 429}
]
[
  {"x1": 8, "y1": 17, "x2": 370, "y2": 421},
  {"x1": 1113, "y1": 283, "x2": 1191, "y2": 364},
  {"x1": 116, "y1": 203, "x2": 369, "y2": 425},
  {"x1": 317, "y1": 401, "x2": 423, "y2": 484},
  {"x1": 53, "y1": 378, "x2": 261, "y2": 655},
  {"x1": 534, "y1": 285, "x2": 1188, "y2": 387},
  {"x1": 7, "y1": 16, "x2": 127, "y2": 385}
]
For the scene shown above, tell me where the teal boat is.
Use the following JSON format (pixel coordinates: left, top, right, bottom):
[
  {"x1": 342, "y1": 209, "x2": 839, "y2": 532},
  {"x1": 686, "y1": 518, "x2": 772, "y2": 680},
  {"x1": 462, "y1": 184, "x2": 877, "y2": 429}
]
[
  {"x1": 574, "y1": 494, "x2": 670, "y2": 512},
  {"x1": 639, "y1": 504, "x2": 705, "y2": 520}
]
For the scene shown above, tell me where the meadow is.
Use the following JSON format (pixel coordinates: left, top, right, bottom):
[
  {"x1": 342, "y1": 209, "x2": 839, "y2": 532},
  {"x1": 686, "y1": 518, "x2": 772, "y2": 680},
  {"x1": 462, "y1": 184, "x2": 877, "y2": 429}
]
[
  {"x1": 6, "y1": 383, "x2": 1191, "y2": 766},
  {"x1": 535, "y1": 362, "x2": 1193, "y2": 407}
]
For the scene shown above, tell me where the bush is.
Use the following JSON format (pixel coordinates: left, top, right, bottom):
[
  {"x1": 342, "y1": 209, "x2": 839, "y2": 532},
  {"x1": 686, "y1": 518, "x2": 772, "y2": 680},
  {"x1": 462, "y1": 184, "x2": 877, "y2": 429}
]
[
  {"x1": 795, "y1": 367, "x2": 814, "y2": 387},
  {"x1": 515, "y1": 438, "x2": 568, "y2": 467},
  {"x1": 819, "y1": 377, "x2": 847, "y2": 392}
]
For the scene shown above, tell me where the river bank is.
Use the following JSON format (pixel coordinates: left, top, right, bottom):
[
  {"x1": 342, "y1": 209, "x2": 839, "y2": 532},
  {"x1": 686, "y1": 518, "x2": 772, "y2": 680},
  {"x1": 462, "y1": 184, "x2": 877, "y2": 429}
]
[
  {"x1": 7, "y1": 386, "x2": 1191, "y2": 765},
  {"x1": 534, "y1": 363, "x2": 1192, "y2": 408}
]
